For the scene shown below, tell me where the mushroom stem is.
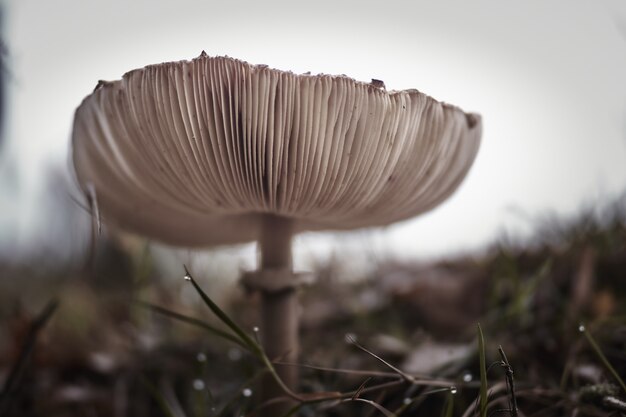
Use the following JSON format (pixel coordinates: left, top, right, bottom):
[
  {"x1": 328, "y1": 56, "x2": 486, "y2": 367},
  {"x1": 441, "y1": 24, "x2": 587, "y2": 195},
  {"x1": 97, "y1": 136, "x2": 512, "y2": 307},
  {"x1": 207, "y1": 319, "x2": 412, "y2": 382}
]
[{"x1": 258, "y1": 214, "x2": 298, "y2": 410}]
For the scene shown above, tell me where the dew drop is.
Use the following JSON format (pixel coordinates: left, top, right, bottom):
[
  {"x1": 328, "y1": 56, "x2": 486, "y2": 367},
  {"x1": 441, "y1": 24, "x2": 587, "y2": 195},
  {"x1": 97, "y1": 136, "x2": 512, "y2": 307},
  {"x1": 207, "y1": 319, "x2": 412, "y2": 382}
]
[
  {"x1": 184, "y1": 274, "x2": 192, "y2": 281},
  {"x1": 192, "y1": 379, "x2": 205, "y2": 391},
  {"x1": 463, "y1": 372, "x2": 472, "y2": 382},
  {"x1": 578, "y1": 324, "x2": 586, "y2": 333},
  {"x1": 242, "y1": 388, "x2": 253, "y2": 397},
  {"x1": 253, "y1": 326, "x2": 260, "y2": 333},
  {"x1": 403, "y1": 397, "x2": 412, "y2": 405},
  {"x1": 450, "y1": 386, "x2": 458, "y2": 395},
  {"x1": 197, "y1": 352, "x2": 207, "y2": 363}
]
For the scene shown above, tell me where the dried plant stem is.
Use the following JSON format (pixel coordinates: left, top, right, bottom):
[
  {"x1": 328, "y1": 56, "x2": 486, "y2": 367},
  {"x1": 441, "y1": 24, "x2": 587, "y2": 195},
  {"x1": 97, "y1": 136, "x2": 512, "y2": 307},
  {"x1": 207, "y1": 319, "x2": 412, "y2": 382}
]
[
  {"x1": 498, "y1": 345, "x2": 518, "y2": 417},
  {"x1": 259, "y1": 215, "x2": 298, "y2": 415}
]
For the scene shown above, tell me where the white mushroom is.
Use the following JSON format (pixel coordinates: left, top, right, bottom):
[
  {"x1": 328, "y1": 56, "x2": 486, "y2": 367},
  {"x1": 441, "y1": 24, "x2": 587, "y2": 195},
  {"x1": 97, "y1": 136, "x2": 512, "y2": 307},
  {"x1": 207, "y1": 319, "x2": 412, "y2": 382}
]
[{"x1": 71, "y1": 53, "x2": 482, "y2": 412}]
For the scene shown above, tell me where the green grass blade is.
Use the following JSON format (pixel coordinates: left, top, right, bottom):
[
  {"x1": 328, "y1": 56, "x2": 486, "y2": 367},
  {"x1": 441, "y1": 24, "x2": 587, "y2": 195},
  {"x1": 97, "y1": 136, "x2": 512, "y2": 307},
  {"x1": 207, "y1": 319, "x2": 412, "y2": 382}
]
[
  {"x1": 140, "y1": 377, "x2": 178, "y2": 417},
  {"x1": 184, "y1": 267, "x2": 301, "y2": 400},
  {"x1": 279, "y1": 403, "x2": 305, "y2": 417},
  {"x1": 184, "y1": 266, "x2": 261, "y2": 355},
  {"x1": 393, "y1": 387, "x2": 455, "y2": 415},
  {"x1": 213, "y1": 370, "x2": 264, "y2": 417},
  {"x1": 136, "y1": 301, "x2": 248, "y2": 349},
  {"x1": 580, "y1": 324, "x2": 626, "y2": 394},
  {"x1": 441, "y1": 393, "x2": 454, "y2": 417},
  {"x1": 477, "y1": 323, "x2": 488, "y2": 417}
]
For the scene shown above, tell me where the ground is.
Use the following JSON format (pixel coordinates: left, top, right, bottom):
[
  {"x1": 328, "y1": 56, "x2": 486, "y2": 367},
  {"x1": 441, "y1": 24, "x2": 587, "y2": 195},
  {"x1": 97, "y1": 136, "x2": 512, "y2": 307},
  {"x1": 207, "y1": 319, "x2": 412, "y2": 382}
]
[{"x1": 0, "y1": 198, "x2": 625, "y2": 416}]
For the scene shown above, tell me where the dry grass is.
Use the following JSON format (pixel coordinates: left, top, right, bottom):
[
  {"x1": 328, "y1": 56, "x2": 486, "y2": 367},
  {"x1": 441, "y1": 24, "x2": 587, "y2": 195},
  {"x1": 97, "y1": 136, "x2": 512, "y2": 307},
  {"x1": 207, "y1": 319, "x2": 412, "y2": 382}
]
[{"x1": 0, "y1": 195, "x2": 625, "y2": 416}]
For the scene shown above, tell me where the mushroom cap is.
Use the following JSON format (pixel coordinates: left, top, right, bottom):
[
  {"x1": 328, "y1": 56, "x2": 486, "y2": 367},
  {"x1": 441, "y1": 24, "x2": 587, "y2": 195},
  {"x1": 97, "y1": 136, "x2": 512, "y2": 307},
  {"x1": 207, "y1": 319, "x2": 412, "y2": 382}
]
[{"x1": 72, "y1": 54, "x2": 482, "y2": 247}]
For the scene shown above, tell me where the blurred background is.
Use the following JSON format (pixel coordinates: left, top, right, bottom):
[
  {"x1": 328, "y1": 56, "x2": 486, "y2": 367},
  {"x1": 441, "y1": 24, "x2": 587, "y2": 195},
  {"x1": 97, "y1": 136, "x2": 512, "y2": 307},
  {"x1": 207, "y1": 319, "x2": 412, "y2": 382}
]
[{"x1": 0, "y1": 1, "x2": 625, "y2": 416}]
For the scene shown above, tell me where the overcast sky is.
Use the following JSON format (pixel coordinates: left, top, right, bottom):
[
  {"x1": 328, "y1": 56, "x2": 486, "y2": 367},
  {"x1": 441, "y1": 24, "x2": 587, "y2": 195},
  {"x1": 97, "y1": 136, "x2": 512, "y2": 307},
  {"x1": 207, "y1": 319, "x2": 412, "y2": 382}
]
[{"x1": 1, "y1": 0, "x2": 626, "y2": 263}]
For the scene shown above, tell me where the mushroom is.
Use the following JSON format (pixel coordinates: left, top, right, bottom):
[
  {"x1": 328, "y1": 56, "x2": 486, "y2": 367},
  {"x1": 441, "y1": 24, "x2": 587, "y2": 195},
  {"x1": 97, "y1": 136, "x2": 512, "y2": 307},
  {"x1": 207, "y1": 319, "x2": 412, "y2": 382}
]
[{"x1": 71, "y1": 54, "x2": 481, "y2": 410}]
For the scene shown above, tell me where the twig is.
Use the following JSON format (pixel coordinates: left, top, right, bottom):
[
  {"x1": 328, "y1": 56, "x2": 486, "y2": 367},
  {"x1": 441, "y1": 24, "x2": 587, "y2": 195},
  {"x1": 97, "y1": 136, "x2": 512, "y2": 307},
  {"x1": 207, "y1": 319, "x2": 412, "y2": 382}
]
[
  {"x1": 498, "y1": 345, "x2": 518, "y2": 417},
  {"x1": 345, "y1": 334, "x2": 416, "y2": 383},
  {"x1": 353, "y1": 377, "x2": 373, "y2": 400},
  {"x1": 273, "y1": 361, "x2": 457, "y2": 387},
  {"x1": 248, "y1": 378, "x2": 407, "y2": 416},
  {"x1": 366, "y1": 390, "x2": 390, "y2": 417},
  {"x1": 344, "y1": 397, "x2": 396, "y2": 417}
]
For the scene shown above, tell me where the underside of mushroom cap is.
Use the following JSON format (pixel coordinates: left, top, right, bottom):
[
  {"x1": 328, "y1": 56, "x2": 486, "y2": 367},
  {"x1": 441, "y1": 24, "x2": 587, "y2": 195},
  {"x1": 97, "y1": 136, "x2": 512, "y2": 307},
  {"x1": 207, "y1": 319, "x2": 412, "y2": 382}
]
[{"x1": 72, "y1": 54, "x2": 482, "y2": 246}]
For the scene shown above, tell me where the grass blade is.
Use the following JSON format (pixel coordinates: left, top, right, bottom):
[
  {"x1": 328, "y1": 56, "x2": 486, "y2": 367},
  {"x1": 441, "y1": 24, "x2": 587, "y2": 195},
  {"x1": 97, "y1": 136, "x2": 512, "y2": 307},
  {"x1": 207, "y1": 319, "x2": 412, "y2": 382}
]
[
  {"x1": 279, "y1": 404, "x2": 303, "y2": 417},
  {"x1": 136, "y1": 301, "x2": 248, "y2": 349},
  {"x1": 498, "y1": 345, "x2": 518, "y2": 416},
  {"x1": 0, "y1": 299, "x2": 58, "y2": 414},
  {"x1": 213, "y1": 371, "x2": 264, "y2": 417},
  {"x1": 477, "y1": 323, "x2": 488, "y2": 417},
  {"x1": 580, "y1": 323, "x2": 626, "y2": 394},
  {"x1": 140, "y1": 377, "x2": 179, "y2": 417},
  {"x1": 345, "y1": 334, "x2": 415, "y2": 383},
  {"x1": 393, "y1": 387, "x2": 455, "y2": 415},
  {"x1": 184, "y1": 266, "x2": 261, "y2": 355},
  {"x1": 183, "y1": 266, "x2": 301, "y2": 401},
  {"x1": 352, "y1": 377, "x2": 372, "y2": 400},
  {"x1": 346, "y1": 398, "x2": 397, "y2": 417},
  {"x1": 441, "y1": 393, "x2": 454, "y2": 417}
]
